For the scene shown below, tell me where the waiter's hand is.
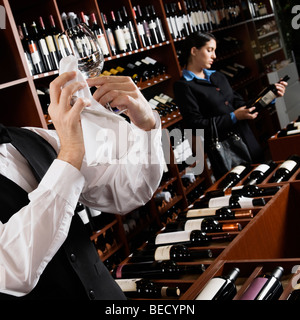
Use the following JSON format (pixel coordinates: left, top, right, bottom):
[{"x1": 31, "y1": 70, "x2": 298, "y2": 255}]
[
  {"x1": 87, "y1": 76, "x2": 156, "y2": 131},
  {"x1": 48, "y1": 71, "x2": 91, "y2": 170}
]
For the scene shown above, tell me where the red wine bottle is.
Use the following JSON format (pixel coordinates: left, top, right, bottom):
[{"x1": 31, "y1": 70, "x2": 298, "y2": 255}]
[
  {"x1": 218, "y1": 164, "x2": 250, "y2": 191},
  {"x1": 22, "y1": 22, "x2": 44, "y2": 74},
  {"x1": 112, "y1": 260, "x2": 206, "y2": 279},
  {"x1": 244, "y1": 160, "x2": 277, "y2": 185},
  {"x1": 115, "y1": 278, "x2": 181, "y2": 298},
  {"x1": 193, "y1": 194, "x2": 265, "y2": 209},
  {"x1": 129, "y1": 244, "x2": 212, "y2": 262},
  {"x1": 179, "y1": 206, "x2": 253, "y2": 220},
  {"x1": 269, "y1": 154, "x2": 300, "y2": 183},
  {"x1": 89, "y1": 13, "x2": 110, "y2": 57},
  {"x1": 163, "y1": 217, "x2": 241, "y2": 233},
  {"x1": 196, "y1": 267, "x2": 240, "y2": 300},
  {"x1": 150, "y1": 229, "x2": 230, "y2": 247}
]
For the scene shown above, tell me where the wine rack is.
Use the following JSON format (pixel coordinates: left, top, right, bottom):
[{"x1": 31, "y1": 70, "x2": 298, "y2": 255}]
[
  {"x1": 268, "y1": 115, "x2": 300, "y2": 161},
  {"x1": 0, "y1": 0, "x2": 294, "y2": 300}
]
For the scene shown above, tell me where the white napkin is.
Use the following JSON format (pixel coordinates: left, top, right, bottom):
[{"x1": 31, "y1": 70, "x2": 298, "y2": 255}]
[{"x1": 59, "y1": 55, "x2": 134, "y2": 166}]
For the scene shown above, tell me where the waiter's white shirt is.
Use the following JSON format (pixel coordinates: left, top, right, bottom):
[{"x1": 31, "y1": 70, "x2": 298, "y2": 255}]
[{"x1": 0, "y1": 112, "x2": 163, "y2": 296}]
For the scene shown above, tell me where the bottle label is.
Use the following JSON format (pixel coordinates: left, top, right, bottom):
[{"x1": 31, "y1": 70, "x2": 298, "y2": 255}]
[
  {"x1": 114, "y1": 28, "x2": 127, "y2": 51},
  {"x1": 123, "y1": 26, "x2": 132, "y2": 45},
  {"x1": 238, "y1": 196, "x2": 255, "y2": 208},
  {"x1": 155, "y1": 230, "x2": 191, "y2": 245},
  {"x1": 97, "y1": 34, "x2": 110, "y2": 55},
  {"x1": 195, "y1": 278, "x2": 225, "y2": 300},
  {"x1": 184, "y1": 219, "x2": 203, "y2": 231},
  {"x1": 253, "y1": 164, "x2": 270, "y2": 174},
  {"x1": 45, "y1": 35, "x2": 56, "y2": 53},
  {"x1": 39, "y1": 39, "x2": 50, "y2": 56},
  {"x1": 115, "y1": 278, "x2": 142, "y2": 292},
  {"x1": 186, "y1": 207, "x2": 221, "y2": 218},
  {"x1": 208, "y1": 196, "x2": 230, "y2": 208},
  {"x1": 137, "y1": 23, "x2": 145, "y2": 36},
  {"x1": 154, "y1": 245, "x2": 172, "y2": 260},
  {"x1": 278, "y1": 160, "x2": 297, "y2": 171},
  {"x1": 231, "y1": 165, "x2": 246, "y2": 175},
  {"x1": 260, "y1": 90, "x2": 276, "y2": 107},
  {"x1": 287, "y1": 128, "x2": 300, "y2": 135}
]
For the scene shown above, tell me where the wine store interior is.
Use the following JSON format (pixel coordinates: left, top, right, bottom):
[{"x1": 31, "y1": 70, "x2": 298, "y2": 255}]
[{"x1": 1, "y1": 0, "x2": 300, "y2": 301}]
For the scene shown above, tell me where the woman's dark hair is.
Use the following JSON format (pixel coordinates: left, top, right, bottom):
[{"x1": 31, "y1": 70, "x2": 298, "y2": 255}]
[{"x1": 178, "y1": 32, "x2": 216, "y2": 67}]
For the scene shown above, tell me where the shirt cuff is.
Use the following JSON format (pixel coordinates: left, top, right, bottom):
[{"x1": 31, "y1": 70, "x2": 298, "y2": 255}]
[
  {"x1": 38, "y1": 159, "x2": 85, "y2": 209},
  {"x1": 230, "y1": 112, "x2": 237, "y2": 124}
]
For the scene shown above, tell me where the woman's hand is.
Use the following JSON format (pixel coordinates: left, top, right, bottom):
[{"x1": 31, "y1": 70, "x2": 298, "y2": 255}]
[
  {"x1": 234, "y1": 106, "x2": 258, "y2": 121},
  {"x1": 87, "y1": 76, "x2": 156, "y2": 131},
  {"x1": 48, "y1": 71, "x2": 91, "y2": 170},
  {"x1": 275, "y1": 80, "x2": 288, "y2": 97}
]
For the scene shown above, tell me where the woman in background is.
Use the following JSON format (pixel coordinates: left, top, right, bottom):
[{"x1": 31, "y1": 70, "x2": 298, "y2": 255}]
[{"x1": 173, "y1": 32, "x2": 287, "y2": 179}]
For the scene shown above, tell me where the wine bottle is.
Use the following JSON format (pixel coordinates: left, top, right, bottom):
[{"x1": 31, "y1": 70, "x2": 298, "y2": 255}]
[
  {"x1": 154, "y1": 191, "x2": 172, "y2": 205},
  {"x1": 30, "y1": 21, "x2": 53, "y2": 72},
  {"x1": 122, "y1": 62, "x2": 141, "y2": 83},
  {"x1": 115, "y1": 278, "x2": 181, "y2": 298},
  {"x1": 218, "y1": 164, "x2": 250, "y2": 190},
  {"x1": 129, "y1": 244, "x2": 212, "y2": 263},
  {"x1": 247, "y1": 75, "x2": 290, "y2": 112},
  {"x1": 48, "y1": 15, "x2": 64, "y2": 62},
  {"x1": 193, "y1": 194, "x2": 265, "y2": 209},
  {"x1": 177, "y1": 1, "x2": 191, "y2": 36},
  {"x1": 133, "y1": 6, "x2": 147, "y2": 47},
  {"x1": 244, "y1": 160, "x2": 277, "y2": 185},
  {"x1": 277, "y1": 127, "x2": 300, "y2": 137},
  {"x1": 163, "y1": 217, "x2": 241, "y2": 233},
  {"x1": 151, "y1": 229, "x2": 230, "y2": 247},
  {"x1": 116, "y1": 12, "x2": 133, "y2": 53},
  {"x1": 89, "y1": 13, "x2": 110, "y2": 57},
  {"x1": 101, "y1": 12, "x2": 117, "y2": 56},
  {"x1": 110, "y1": 10, "x2": 127, "y2": 54},
  {"x1": 196, "y1": 267, "x2": 240, "y2": 300},
  {"x1": 205, "y1": 185, "x2": 280, "y2": 198},
  {"x1": 18, "y1": 25, "x2": 36, "y2": 76},
  {"x1": 144, "y1": 56, "x2": 166, "y2": 76},
  {"x1": 164, "y1": 3, "x2": 175, "y2": 39},
  {"x1": 148, "y1": 5, "x2": 166, "y2": 42},
  {"x1": 137, "y1": 5, "x2": 153, "y2": 46},
  {"x1": 37, "y1": 17, "x2": 58, "y2": 71},
  {"x1": 112, "y1": 260, "x2": 206, "y2": 279},
  {"x1": 240, "y1": 266, "x2": 284, "y2": 300},
  {"x1": 181, "y1": 206, "x2": 253, "y2": 220},
  {"x1": 269, "y1": 154, "x2": 300, "y2": 183},
  {"x1": 145, "y1": 6, "x2": 159, "y2": 44},
  {"x1": 121, "y1": 6, "x2": 139, "y2": 51},
  {"x1": 22, "y1": 22, "x2": 44, "y2": 74}
]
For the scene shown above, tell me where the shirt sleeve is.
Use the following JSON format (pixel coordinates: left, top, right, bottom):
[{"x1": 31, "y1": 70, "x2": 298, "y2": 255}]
[
  {"x1": 79, "y1": 111, "x2": 164, "y2": 214},
  {"x1": 0, "y1": 159, "x2": 85, "y2": 296},
  {"x1": 27, "y1": 112, "x2": 164, "y2": 215}
]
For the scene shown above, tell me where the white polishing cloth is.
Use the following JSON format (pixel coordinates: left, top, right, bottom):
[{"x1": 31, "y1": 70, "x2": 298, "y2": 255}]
[{"x1": 59, "y1": 55, "x2": 134, "y2": 166}]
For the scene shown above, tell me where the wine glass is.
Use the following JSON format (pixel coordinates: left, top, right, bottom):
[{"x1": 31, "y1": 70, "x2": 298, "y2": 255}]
[{"x1": 59, "y1": 22, "x2": 125, "y2": 114}]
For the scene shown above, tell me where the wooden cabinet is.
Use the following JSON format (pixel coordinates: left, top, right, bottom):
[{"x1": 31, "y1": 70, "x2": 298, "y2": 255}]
[{"x1": 1, "y1": 0, "x2": 295, "y2": 300}]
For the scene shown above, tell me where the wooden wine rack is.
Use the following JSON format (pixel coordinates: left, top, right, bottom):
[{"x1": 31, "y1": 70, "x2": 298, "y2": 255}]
[{"x1": 0, "y1": 0, "x2": 293, "y2": 300}]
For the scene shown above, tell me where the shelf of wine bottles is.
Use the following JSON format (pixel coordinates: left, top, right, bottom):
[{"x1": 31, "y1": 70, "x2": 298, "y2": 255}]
[
  {"x1": 183, "y1": 259, "x2": 300, "y2": 300},
  {"x1": 268, "y1": 116, "x2": 300, "y2": 161}
]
